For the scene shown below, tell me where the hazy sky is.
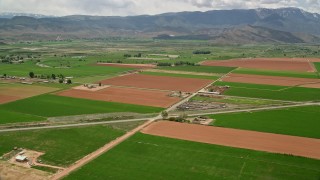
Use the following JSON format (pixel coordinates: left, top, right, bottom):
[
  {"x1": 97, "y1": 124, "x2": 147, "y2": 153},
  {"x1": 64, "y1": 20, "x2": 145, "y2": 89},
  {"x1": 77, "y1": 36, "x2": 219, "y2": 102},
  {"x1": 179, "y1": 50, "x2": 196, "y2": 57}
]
[{"x1": 0, "y1": 0, "x2": 319, "y2": 16}]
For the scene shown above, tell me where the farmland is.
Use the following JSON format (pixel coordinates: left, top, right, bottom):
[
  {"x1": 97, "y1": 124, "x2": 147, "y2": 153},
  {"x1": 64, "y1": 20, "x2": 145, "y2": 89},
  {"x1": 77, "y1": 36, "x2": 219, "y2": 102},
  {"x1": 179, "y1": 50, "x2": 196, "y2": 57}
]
[
  {"x1": 0, "y1": 83, "x2": 59, "y2": 104},
  {"x1": 0, "y1": 109, "x2": 45, "y2": 124},
  {"x1": 100, "y1": 74, "x2": 212, "y2": 92},
  {"x1": 57, "y1": 86, "x2": 181, "y2": 108},
  {"x1": 1, "y1": 39, "x2": 320, "y2": 179},
  {"x1": 202, "y1": 58, "x2": 317, "y2": 72},
  {"x1": 0, "y1": 122, "x2": 143, "y2": 167},
  {"x1": 214, "y1": 81, "x2": 320, "y2": 101},
  {"x1": 0, "y1": 61, "x2": 133, "y2": 79},
  {"x1": 234, "y1": 68, "x2": 319, "y2": 79},
  {"x1": 315, "y1": 62, "x2": 320, "y2": 72},
  {"x1": 222, "y1": 73, "x2": 320, "y2": 87},
  {"x1": 1, "y1": 94, "x2": 163, "y2": 118},
  {"x1": 65, "y1": 133, "x2": 320, "y2": 180},
  {"x1": 160, "y1": 65, "x2": 236, "y2": 74},
  {"x1": 211, "y1": 105, "x2": 320, "y2": 138},
  {"x1": 139, "y1": 71, "x2": 219, "y2": 80}
]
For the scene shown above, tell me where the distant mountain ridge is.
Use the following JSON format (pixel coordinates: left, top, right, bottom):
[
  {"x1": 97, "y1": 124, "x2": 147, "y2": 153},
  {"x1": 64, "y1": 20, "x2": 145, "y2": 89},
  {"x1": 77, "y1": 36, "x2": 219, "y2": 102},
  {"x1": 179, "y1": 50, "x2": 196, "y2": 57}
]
[
  {"x1": 0, "y1": 12, "x2": 54, "y2": 19},
  {"x1": 0, "y1": 8, "x2": 319, "y2": 43}
]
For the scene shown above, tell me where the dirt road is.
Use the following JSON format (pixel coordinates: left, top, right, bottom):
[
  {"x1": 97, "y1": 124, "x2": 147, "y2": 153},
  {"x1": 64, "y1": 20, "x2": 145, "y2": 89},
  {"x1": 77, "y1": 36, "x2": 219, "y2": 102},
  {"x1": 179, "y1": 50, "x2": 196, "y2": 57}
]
[{"x1": 50, "y1": 119, "x2": 156, "y2": 180}]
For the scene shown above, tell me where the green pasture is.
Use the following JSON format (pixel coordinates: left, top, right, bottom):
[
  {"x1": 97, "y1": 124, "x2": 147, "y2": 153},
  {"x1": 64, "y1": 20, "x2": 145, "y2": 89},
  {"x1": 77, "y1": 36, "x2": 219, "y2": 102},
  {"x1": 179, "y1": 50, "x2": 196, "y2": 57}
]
[
  {"x1": 211, "y1": 105, "x2": 320, "y2": 138},
  {"x1": 0, "y1": 94, "x2": 164, "y2": 117},
  {"x1": 65, "y1": 133, "x2": 320, "y2": 180},
  {"x1": 0, "y1": 123, "x2": 142, "y2": 167},
  {"x1": 0, "y1": 109, "x2": 45, "y2": 124},
  {"x1": 215, "y1": 81, "x2": 320, "y2": 101},
  {"x1": 234, "y1": 68, "x2": 319, "y2": 79}
]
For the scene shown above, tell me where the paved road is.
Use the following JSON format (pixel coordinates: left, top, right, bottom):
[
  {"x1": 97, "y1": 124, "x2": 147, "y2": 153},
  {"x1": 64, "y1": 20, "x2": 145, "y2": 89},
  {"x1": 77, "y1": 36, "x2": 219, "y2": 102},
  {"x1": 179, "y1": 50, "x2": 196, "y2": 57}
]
[{"x1": 0, "y1": 118, "x2": 150, "y2": 133}]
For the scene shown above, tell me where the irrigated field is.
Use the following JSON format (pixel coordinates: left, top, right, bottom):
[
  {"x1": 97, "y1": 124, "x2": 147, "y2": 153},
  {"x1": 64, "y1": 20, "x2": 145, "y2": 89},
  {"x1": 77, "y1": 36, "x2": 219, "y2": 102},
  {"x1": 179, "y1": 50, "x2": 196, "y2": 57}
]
[
  {"x1": 214, "y1": 81, "x2": 320, "y2": 101},
  {"x1": 0, "y1": 61, "x2": 133, "y2": 78},
  {"x1": 100, "y1": 74, "x2": 212, "y2": 92},
  {"x1": 202, "y1": 58, "x2": 317, "y2": 72},
  {"x1": 0, "y1": 84, "x2": 59, "y2": 104},
  {"x1": 57, "y1": 86, "x2": 181, "y2": 108},
  {"x1": 64, "y1": 133, "x2": 320, "y2": 180},
  {"x1": 142, "y1": 121, "x2": 320, "y2": 159},
  {"x1": 140, "y1": 71, "x2": 219, "y2": 80},
  {"x1": 0, "y1": 122, "x2": 143, "y2": 167},
  {"x1": 234, "y1": 68, "x2": 319, "y2": 79},
  {"x1": 96, "y1": 63, "x2": 156, "y2": 69},
  {"x1": 211, "y1": 106, "x2": 320, "y2": 138},
  {"x1": 0, "y1": 94, "x2": 163, "y2": 118},
  {"x1": 315, "y1": 62, "x2": 320, "y2": 72},
  {"x1": 160, "y1": 65, "x2": 236, "y2": 74},
  {"x1": 222, "y1": 74, "x2": 320, "y2": 87},
  {"x1": 0, "y1": 109, "x2": 45, "y2": 124}
]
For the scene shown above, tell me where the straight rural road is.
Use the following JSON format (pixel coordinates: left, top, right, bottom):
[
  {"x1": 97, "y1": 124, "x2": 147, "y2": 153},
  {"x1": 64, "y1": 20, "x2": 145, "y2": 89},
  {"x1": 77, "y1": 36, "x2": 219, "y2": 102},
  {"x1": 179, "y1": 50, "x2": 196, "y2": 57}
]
[{"x1": 0, "y1": 118, "x2": 149, "y2": 133}]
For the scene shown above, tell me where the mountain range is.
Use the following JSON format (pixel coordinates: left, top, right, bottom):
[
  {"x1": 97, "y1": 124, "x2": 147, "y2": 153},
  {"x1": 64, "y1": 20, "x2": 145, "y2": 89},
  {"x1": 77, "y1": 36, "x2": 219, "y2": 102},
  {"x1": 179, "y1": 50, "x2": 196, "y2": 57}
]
[{"x1": 0, "y1": 7, "x2": 319, "y2": 44}]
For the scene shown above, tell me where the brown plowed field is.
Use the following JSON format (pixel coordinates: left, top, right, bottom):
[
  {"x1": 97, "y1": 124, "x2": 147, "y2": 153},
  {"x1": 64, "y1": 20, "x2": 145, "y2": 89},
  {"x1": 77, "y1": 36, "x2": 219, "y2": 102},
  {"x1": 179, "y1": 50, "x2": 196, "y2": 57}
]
[
  {"x1": 56, "y1": 86, "x2": 180, "y2": 108},
  {"x1": 142, "y1": 121, "x2": 320, "y2": 159},
  {"x1": 0, "y1": 94, "x2": 20, "y2": 104},
  {"x1": 96, "y1": 63, "x2": 156, "y2": 69},
  {"x1": 0, "y1": 85, "x2": 59, "y2": 104},
  {"x1": 100, "y1": 74, "x2": 212, "y2": 92},
  {"x1": 222, "y1": 73, "x2": 320, "y2": 87},
  {"x1": 300, "y1": 83, "x2": 320, "y2": 89},
  {"x1": 202, "y1": 58, "x2": 317, "y2": 72}
]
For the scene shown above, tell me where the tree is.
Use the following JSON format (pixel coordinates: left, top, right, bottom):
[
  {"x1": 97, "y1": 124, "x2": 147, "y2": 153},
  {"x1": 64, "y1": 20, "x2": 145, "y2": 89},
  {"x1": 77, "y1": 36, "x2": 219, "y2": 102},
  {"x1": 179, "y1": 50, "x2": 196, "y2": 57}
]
[
  {"x1": 29, "y1": 72, "x2": 35, "y2": 78},
  {"x1": 58, "y1": 79, "x2": 63, "y2": 83},
  {"x1": 51, "y1": 74, "x2": 56, "y2": 80},
  {"x1": 67, "y1": 79, "x2": 72, "y2": 84},
  {"x1": 3, "y1": 73, "x2": 6, "y2": 77},
  {"x1": 161, "y1": 111, "x2": 168, "y2": 119}
]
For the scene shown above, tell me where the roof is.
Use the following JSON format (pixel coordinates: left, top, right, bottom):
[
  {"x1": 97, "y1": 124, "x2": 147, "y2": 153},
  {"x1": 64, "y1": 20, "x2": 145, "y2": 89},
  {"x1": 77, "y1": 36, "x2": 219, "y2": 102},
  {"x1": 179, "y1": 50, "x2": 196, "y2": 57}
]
[{"x1": 15, "y1": 155, "x2": 27, "y2": 161}]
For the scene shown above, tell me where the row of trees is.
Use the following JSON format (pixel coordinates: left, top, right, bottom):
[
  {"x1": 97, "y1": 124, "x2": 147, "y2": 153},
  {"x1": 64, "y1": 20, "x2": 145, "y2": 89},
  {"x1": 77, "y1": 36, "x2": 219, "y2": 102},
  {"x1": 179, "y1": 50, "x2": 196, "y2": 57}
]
[
  {"x1": 28, "y1": 72, "x2": 72, "y2": 84},
  {"x1": 161, "y1": 111, "x2": 188, "y2": 122},
  {"x1": 157, "y1": 61, "x2": 197, "y2": 67},
  {"x1": 193, "y1": 50, "x2": 211, "y2": 54},
  {"x1": 123, "y1": 53, "x2": 142, "y2": 58}
]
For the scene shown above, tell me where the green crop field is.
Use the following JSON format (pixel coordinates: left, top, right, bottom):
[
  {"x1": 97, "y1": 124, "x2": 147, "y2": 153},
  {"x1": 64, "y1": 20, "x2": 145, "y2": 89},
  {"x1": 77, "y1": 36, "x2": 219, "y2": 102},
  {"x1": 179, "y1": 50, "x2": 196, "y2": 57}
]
[
  {"x1": 215, "y1": 81, "x2": 320, "y2": 101},
  {"x1": 234, "y1": 68, "x2": 319, "y2": 79},
  {"x1": 160, "y1": 65, "x2": 236, "y2": 74},
  {"x1": 0, "y1": 94, "x2": 163, "y2": 118},
  {"x1": 0, "y1": 109, "x2": 45, "y2": 124},
  {"x1": 0, "y1": 122, "x2": 143, "y2": 167},
  {"x1": 0, "y1": 61, "x2": 133, "y2": 79},
  {"x1": 315, "y1": 62, "x2": 320, "y2": 72},
  {"x1": 140, "y1": 71, "x2": 219, "y2": 80},
  {"x1": 65, "y1": 133, "x2": 320, "y2": 180},
  {"x1": 211, "y1": 106, "x2": 320, "y2": 138}
]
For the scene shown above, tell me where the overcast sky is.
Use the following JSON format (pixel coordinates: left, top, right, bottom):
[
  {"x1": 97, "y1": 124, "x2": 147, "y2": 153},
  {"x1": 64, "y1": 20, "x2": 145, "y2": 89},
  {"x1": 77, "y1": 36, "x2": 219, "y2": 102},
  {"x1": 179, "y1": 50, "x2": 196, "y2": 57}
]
[{"x1": 0, "y1": 0, "x2": 319, "y2": 16}]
